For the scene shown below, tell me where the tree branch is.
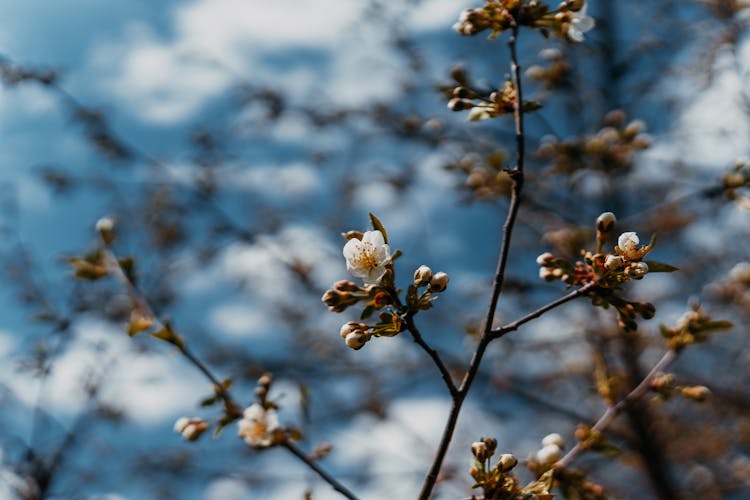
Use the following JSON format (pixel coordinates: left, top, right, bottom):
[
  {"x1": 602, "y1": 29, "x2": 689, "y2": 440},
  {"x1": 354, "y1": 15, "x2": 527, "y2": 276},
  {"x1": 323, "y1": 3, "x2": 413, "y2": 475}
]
[
  {"x1": 417, "y1": 25, "x2": 527, "y2": 500},
  {"x1": 491, "y1": 283, "x2": 596, "y2": 339},
  {"x1": 555, "y1": 349, "x2": 677, "y2": 469}
]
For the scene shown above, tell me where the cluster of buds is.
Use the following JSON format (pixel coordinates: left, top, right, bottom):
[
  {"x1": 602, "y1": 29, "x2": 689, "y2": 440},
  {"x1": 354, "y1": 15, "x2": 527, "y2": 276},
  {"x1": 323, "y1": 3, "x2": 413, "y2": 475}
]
[
  {"x1": 722, "y1": 158, "x2": 750, "y2": 209},
  {"x1": 173, "y1": 416, "x2": 209, "y2": 441},
  {"x1": 340, "y1": 321, "x2": 372, "y2": 350},
  {"x1": 326, "y1": 215, "x2": 451, "y2": 351},
  {"x1": 443, "y1": 150, "x2": 513, "y2": 199},
  {"x1": 526, "y1": 48, "x2": 571, "y2": 91},
  {"x1": 448, "y1": 79, "x2": 542, "y2": 122},
  {"x1": 469, "y1": 437, "x2": 526, "y2": 498},
  {"x1": 404, "y1": 265, "x2": 451, "y2": 317},
  {"x1": 533, "y1": 433, "x2": 565, "y2": 469},
  {"x1": 649, "y1": 372, "x2": 711, "y2": 402},
  {"x1": 536, "y1": 110, "x2": 651, "y2": 175},
  {"x1": 537, "y1": 213, "x2": 676, "y2": 331},
  {"x1": 660, "y1": 304, "x2": 733, "y2": 351},
  {"x1": 452, "y1": 1, "x2": 594, "y2": 42}
]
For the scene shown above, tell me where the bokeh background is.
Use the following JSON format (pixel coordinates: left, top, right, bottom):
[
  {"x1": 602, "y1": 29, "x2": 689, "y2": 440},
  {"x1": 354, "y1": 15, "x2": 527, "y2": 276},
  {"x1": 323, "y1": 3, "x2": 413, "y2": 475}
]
[{"x1": 1, "y1": 0, "x2": 750, "y2": 498}]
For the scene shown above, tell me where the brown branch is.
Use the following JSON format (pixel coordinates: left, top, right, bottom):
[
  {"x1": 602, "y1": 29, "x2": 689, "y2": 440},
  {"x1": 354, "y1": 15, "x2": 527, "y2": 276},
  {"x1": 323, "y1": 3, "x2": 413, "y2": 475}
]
[
  {"x1": 418, "y1": 25, "x2": 527, "y2": 500},
  {"x1": 405, "y1": 316, "x2": 458, "y2": 397},
  {"x1": 490, "y1": 283, "x2": 596, "y2": 339},
  {"x1": 555, "y1": 349, "x2": 677, "y2": 469},
  {"x1": 284, "y1": 442, "x2": 359, "y2": 500}
]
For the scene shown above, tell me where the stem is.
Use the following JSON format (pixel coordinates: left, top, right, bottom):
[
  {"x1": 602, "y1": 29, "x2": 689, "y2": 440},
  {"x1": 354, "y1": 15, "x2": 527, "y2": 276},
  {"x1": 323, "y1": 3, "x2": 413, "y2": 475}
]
[
  {"x1": 491, "y1": 283, "x2": 596, "y2": 339},
  {"x1": 405, "y1": 316, "x2": 458, "y2": 397},
  {"x1": 556, "y1": 349, "x2": 677, "y2": 468},
  {"x1": 417, "y1": 25, "x2": 526, "y2": 500},
  {"x1": 284, "y1": 442, "x2": 360, "y2": 500}
]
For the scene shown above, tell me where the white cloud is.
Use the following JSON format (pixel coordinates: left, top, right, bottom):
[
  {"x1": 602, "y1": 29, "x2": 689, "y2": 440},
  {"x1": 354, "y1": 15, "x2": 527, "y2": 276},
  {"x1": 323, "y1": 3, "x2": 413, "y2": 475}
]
[{"x1": 89, "y1": 0, "x2": 397, "y2": 124}]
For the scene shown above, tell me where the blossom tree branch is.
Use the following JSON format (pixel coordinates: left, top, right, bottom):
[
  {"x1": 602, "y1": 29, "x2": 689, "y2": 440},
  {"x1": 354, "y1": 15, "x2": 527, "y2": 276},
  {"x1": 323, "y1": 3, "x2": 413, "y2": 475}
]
[
  {"x1": 418, "y1": 26, "x2": 528, "y2": 500},
  {"x1": 490, "y1": 282, "x2": 597, "y2": 340},
  {"x1": 284, "y1": 442, "x2": 359, "y2": 500},
  {"x1": 404, "y1": 315, "x2": 459, "y2": 397},
  {"x1": 101, "y1": 247, "x2": 358, "y2": 499},
  {"x1": 555, "y1": 349, "x2": 678, "y2": 469}
]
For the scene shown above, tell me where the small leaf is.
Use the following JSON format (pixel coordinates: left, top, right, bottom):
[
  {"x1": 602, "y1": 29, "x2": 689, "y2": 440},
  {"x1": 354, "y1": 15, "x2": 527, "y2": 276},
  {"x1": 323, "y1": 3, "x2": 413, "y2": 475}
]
[
  {"x1": 200, "y1": 395, "x2": 218, "y2": 407},
  {"x1": 369, "y1": 212, "x2": 388, "y2": 243},
  {"x1": 127, "y1": 310, "x2": 154, "y2": 337},
  {"x1": 597, "y1": 443, "x2": 621, "y2": 457},
  {"x1": 341, "y1": 230, "x2": 363, "y2": 241},
  {"x1": 522, "y1": 100, "x2": 543, "y2": 113},
  {"x1": 644, "y1": 260, "x2": 679, "y2": 273},
  {"x1": 151, "y1": 321, "x2": 185, "y2": 350},
  {"x1": 361, "y1": 304, "x2": 375, "y2": 320},
  {"x1": 696, "y1": 320, "x2": 734, "y2": 333}
]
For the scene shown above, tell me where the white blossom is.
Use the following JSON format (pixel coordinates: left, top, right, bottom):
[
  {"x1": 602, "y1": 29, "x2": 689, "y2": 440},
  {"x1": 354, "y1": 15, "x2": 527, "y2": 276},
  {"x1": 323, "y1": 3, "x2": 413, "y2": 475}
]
[
  {"x1": 542, "y1": 433, "x2": 565, "y2": 449},
  {"x1": 238, "y1": 403, "x2": 280, "y2": 448},
  {"x1": 536, "y1": 443, "x2": 562, "y2": 464},
  {"x1": 96, "y1": 216, "x2": 115, "y2": 233},
  {"x1": 343, "y1": 230, "x2": 391, "y2": 284},
  {"x1": 567, "y1": 6, "x2": 595, "y2": 42},
  {"x1": 617, "y1": 231, "x2": 640, "y2": 258}
]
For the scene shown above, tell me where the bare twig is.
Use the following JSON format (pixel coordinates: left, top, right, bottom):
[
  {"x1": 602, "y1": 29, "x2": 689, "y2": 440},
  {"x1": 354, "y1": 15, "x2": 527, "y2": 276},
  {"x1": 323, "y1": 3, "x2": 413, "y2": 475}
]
[
  {"x1": 555, "y1": 349, "x2": 677, "y2": 469},
  {"x1": 284, "y1": 442, "x2": 360, "y2": 500},
  {"x1": 404, "y1": 316, "x2": 458, "y2": 397}
]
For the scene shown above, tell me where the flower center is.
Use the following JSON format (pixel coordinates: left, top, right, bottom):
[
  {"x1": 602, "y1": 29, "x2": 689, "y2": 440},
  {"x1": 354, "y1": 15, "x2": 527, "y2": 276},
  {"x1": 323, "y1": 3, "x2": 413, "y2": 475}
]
[{"x1": 353, "y1": 242, "x2": 379, "y2": 270}]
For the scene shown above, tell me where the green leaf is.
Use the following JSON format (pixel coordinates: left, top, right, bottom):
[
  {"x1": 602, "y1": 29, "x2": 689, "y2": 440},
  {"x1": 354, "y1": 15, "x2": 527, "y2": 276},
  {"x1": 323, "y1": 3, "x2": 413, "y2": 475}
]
[
  {"x1": 360, "y1": 304, "x2": 375, "y2": 320},
  {"x1": 369, "y1": 212, "x2": 388, "y2": 243},
  {"x1": 522, "y1": 100, "x2": 543, "y2": 113},
  {"x1": 697, "y1": 320, "x2": 734, "y2": 333},
  {"x1": 200, "y1": 395, "x2": 218, "y2": 407},
  {"x1": 644, "y1": 260, "x2": 679, "y2": 273}
]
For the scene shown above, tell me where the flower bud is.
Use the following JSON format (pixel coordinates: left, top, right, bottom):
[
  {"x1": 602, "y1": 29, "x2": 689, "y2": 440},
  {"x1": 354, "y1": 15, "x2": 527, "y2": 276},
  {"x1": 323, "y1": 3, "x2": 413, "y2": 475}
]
[
  {"x1": 680, "y1": 385, "x2": 711, "y2": 402},
  {"x1": 333, "y1": 280, "x2": 359, "y2": 292},
  {"x1": 536, "y1": 444, "x2": 562, "y2": 464},
  {"x1": 596, "y1": 212, "x2": 616, "y2": 233},
  {"x1": 174, "y1": 417, "x2": 208, "y2": 441},
  {"x1": 429, "y1": 272, "x2": 450, "y2": 292},
  {"x1": 623, "y1": 119, "x2": 646, "y2": 140},
  {"x1": 628, "y1": 261, "x2": 649, "y2": 279},
  {"x1": 413, "y1": 265, "x2": 433, "y2": 287},
  {"x1": 498, "y1": 453, "x2": 518, "y2": 471},
  {"x1": 604, "y1": 254, "x2": 624, "y2": 270},
  {"x1": 481, "y1": 436, "x2": 497, "y2": 454},
  {"x1": 471, "y1": 441, "x2": 488, "y2": 461},
  {"x1": 340, "y1": 321, "x2": 364, "y2": 338},
  {"x1": 96, "y1": 216, "x2": 116, "y2": 244},
  {"x1": 345, "y1": 331, "x2": 369, "y2": 350},
  {"x1": 542, "y1": 433, "x2": 565, "y2": 449},
  {"x1": 539, "y1": 267, "x2": 556, "y2": 281},
  {"x1": 448, "y1": 98, "x2": 472, "y2": 111},
  {"x1": 536, "y1": 252, "x2": 555, "y2": 266}
]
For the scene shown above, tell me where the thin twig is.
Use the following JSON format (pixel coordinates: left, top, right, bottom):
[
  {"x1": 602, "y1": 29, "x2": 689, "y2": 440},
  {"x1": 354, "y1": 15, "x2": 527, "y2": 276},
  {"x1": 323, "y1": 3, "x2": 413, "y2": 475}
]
[
  {"x1": 555, "y1": 349, "x2": 677, "y2": 469},
  {"x1": 491, "y1": 283, "x2": 596, "y2": 339},
  {"x1": 405, "y1": 316, "x2": 458, "y2": 397},
  {"x1": 417, "y1": 25, "x2": 527, "y2": 500},
  {"x1": 284, "y1": 442, "x2": 360, "y2": 500}
]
